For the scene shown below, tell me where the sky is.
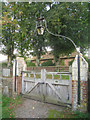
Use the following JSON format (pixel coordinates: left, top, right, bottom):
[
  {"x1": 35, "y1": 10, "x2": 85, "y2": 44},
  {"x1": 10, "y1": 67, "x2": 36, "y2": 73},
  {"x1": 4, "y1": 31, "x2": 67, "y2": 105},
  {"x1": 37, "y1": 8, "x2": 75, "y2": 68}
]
[{"x1": 0, "y1": 54, "x2": 7, "y2": 62}]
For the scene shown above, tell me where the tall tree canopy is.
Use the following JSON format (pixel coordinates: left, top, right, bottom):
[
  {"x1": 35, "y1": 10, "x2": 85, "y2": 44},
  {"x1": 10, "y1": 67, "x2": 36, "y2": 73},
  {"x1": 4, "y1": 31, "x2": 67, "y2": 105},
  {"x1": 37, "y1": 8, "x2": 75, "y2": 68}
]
[
  {"x1": 2, "y1": 2, "x2": 18, "y2": 66},
  {"x1": 45, "y1": 2, "x2": 88, "y2": 63},
  {"x1": 2, "y1": 2, "x2": 89, "y2": 66}
]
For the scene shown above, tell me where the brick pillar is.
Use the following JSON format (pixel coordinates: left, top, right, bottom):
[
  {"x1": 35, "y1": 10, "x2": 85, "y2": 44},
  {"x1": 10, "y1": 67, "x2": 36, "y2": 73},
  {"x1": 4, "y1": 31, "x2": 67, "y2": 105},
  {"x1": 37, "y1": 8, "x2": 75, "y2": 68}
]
[
  {"x1": 72, "y1": 53, "x2": 88, "y2": 111},
  {"x1": 13, "y1": 57, "x2": 27, "y2": 96},
  {"x1": 17, "y1": 76, "x2": 22, "y2": 95}
]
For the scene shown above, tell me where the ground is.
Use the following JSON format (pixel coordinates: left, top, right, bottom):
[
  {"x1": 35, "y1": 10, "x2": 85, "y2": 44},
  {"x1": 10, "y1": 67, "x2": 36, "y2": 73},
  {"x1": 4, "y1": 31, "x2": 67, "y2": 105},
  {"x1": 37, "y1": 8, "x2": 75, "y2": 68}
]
[{"x1": 15, "y1": 97, "x2": 66, "y2": 118}]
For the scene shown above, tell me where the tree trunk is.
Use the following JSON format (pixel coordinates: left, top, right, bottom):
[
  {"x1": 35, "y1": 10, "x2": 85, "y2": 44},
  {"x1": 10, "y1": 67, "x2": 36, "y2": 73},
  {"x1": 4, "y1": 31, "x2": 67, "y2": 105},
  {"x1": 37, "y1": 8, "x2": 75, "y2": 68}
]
[
  {"x1": 54, "y1": 55, "x2": 59, "y2": 66},
  {"x1": 7, "y1": 55, "x2": 11, "y2": 67},
  {"x1": 36, "y1": 58, "x2": 40, "y2": 67},
  {"x1": 36, "y1": 52, "x2": 41, "y2": 67},
  {"x1": 36, "y1": 55, "x2": 40, "y2": 67}
]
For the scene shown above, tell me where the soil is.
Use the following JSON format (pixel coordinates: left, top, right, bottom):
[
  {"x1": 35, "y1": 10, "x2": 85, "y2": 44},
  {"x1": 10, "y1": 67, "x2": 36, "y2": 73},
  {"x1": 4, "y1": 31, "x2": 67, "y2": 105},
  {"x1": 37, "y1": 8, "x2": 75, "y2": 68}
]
[{"x1": 15, "y1": 97, "x2": 66, "y2": 118}]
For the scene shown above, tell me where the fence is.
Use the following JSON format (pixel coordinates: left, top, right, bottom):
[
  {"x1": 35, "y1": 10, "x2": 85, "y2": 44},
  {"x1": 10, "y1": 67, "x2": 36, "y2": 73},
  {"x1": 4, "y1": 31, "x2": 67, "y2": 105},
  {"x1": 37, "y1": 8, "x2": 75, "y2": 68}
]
[
  {"x1": 22, "y1": 69, "x2": 72, "y2": 106},
  {"x1": 13, "y1": 55, "x2": 88, "y2": 112}
]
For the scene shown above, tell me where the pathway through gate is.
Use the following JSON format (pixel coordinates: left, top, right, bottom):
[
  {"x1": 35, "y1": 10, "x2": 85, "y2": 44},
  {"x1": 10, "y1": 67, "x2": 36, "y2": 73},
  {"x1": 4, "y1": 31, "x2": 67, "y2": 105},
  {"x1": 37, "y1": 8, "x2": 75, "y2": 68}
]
[{"x1": 22, "y1": 69, "x2": 72, "y2": 106}]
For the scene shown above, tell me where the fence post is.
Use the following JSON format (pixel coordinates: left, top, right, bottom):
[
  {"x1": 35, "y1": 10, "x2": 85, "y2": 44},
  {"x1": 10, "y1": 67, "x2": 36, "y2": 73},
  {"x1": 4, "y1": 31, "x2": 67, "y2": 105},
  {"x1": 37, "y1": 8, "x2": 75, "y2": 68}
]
[
  {"x1": 41, "y1": 69, "x2": 46, "y2": 83},
  {"x1": 69, "y1": 74, "x2": 72, "y2": 104},
  {"x1": 22, "y1": 72, "x2": 24, "y2": 94}
]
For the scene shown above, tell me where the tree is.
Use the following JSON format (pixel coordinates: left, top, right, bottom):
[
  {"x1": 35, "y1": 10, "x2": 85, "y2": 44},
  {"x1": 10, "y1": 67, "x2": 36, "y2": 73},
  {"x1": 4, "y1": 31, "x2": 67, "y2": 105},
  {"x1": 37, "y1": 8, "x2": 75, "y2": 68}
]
[
  {"x1": 16, "y1": 2, "x2": 49, "y2": 66},
  {"x1": 2, "y1": 2, "x2": 18, "y2": 66},
  {"x1": 45, "y1": 2, "x2": 88, "y2": 64},
  {"x1": 1, "y1": 2, "x2": 88, "y2": 66}
]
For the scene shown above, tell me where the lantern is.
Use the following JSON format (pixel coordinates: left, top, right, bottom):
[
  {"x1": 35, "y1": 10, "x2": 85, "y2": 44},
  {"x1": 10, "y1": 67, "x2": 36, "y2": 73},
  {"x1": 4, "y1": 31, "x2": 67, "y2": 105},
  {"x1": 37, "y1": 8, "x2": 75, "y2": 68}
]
[
  {"x1": 37, "y1": 26, "x2": 44, "y2": 35},
  {"x1": 36, "y1": 17, "x2": 44, "y2": 35}
]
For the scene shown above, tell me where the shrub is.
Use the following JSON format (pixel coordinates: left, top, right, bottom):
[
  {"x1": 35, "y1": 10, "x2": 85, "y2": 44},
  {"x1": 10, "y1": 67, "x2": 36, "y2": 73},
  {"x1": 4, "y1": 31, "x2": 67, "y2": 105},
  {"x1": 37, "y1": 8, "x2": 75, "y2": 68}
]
[
  {"x1": 1, "y1": 62, "x2": 8, "y2": 67},
  {"x1": 41, "y1": 60, "x2": 55, "y2": 66},
  {"x1": 2, "y1": 95, "x2": 22, "y2": 118},
  {"x1": 69, "y1": 60, "x2": 74, "y2": 66},
  {"x1": 88, "y1": 59, "x2": 90, "y2": 72},
  {"x1": 84, "y1": 56, "x2": 90, "y2": 72},
  {"x1": 48, "y1": 109, "x2": 90, "y2": 118},
  {"x1": 26, "y1": 60, "x2": 35, "y2": 67},
  {"x1": 61, "y1": 60, "x2": 65, "y2": 66}
]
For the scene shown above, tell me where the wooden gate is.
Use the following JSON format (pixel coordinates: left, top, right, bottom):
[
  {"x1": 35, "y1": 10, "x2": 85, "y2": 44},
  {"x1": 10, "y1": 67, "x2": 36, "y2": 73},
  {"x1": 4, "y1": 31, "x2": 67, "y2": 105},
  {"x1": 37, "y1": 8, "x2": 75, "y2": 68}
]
[{"x1": 22, "y1": 69, "x2": 72, "y2": 106}]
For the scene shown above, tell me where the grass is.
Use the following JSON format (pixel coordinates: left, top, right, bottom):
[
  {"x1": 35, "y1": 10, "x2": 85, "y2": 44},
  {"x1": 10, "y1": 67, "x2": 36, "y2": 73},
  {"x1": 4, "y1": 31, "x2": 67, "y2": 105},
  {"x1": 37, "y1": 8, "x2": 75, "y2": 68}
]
[
  {"x1": 48, "y1": 108, "x2": 90, "y2": 119},
  {"x1": 2, "y1": 95, "x2": 22, "y2": 118},
  {"x1": 27, "y1": 73, "x2": 41, "y2": 78},
  {"x1": 61, "y1": 75, "x2": 69, "y2": 80},
  {"x1": 27, "y1": 73, "x2": 69, "y2": 80},
  {"x1": 46, "y1": 74, "x2": 52, "y2": 79},
  {"x1": 46, "y1": 74, "x2": 69, "y2": 80},
  {"x1": 35, "y1": 74, "x2": 41, "y2": 78},
  {"x1": 54, "y1": 75, "x2": 60, "y2": 79},
  {"x1": 30, "y1": 74, "x2": 34, "y2": 78}
]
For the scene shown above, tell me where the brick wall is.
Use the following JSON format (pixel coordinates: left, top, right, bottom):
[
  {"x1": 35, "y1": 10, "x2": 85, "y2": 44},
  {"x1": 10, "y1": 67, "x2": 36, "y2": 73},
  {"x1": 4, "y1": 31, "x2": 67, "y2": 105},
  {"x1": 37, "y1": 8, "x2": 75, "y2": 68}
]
[
  {"x1": 72, "y1": 80, "x2": 88, "y2": 111},
  {"x1": 13, "y1": 76, "x2": 22, "y2": 95},
  {"x1": 27, "y1": 66, "x2": 69, "y2": 72},
  {"x1": 64, "y1": 58, "x2": 74, "y2": 66}
]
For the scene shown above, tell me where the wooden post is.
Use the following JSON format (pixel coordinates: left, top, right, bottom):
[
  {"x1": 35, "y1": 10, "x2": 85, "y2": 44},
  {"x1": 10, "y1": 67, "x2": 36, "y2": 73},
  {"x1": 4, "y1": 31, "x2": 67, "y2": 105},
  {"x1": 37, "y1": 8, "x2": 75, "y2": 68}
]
[
  {"x1": 44, "y1": 69, "x2": 46, "y2": 83},
  {"x1": 69, "y1": 74, "x2": 72, "y2": 104},
  {"x1": 22, "y1": 72, "x2": 24, "y2": 94}
]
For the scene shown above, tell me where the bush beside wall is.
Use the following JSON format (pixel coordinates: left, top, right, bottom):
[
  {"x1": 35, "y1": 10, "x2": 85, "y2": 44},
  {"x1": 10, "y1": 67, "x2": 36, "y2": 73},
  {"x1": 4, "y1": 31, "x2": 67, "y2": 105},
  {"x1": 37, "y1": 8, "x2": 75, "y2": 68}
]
[
  {"x1": 26, "y1": 60, "x2": 36, "y2": 67},
  {"x1": 41, "y1": 60, "x2": 55, "y2": 66}
]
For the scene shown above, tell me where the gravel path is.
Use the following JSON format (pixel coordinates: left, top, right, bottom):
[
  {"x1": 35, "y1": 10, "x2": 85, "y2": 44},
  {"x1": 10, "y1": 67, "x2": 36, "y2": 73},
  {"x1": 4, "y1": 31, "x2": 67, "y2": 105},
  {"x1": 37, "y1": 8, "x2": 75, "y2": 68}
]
[{"x1": 15, "y1": 98, "x2": 66, "y2": 118}]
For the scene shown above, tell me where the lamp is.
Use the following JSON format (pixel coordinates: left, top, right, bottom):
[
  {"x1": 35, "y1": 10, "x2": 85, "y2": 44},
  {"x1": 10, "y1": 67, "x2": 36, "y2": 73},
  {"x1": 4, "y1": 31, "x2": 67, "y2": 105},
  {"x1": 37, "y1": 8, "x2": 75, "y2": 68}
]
[
  {"x1": 36, "y1": 17, "x2": 45, "y2": 35},
  {"x1": 37, "y1": 26, "x2": 44, "y2": 35}
]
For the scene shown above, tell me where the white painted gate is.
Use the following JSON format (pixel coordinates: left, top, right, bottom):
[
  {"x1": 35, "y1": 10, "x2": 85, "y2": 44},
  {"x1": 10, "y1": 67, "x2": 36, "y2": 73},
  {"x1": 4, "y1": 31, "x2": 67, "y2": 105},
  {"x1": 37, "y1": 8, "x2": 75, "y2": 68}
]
[{"x1": 22, "y1": 69, "x2": 72, "y2": 106}]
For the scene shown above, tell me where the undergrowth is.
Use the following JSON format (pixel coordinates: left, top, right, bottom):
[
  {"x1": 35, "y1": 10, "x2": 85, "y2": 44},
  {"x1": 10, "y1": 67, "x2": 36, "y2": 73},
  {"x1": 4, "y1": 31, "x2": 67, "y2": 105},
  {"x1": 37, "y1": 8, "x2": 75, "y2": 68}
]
[
  {"x1": 2, "y1": 95, "x2": 22, "y2": 118},
  {"x1": 48, "y1": 108, "x2": 90, "y2": 119}
]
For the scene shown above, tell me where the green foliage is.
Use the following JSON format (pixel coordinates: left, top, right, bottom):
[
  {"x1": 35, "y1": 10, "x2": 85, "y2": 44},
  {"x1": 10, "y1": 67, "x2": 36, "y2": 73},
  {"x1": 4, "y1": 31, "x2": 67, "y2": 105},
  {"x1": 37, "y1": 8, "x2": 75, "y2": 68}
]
[
  {"x1": 41, "y1": 60, "x2": 55, "y2": 66},
  {"x1": 46, "y1": 74, "x2": 52, "y2": 79},
  {"x1": 61, "y1": 75, "x2": 69, "y2": 80},
  {"x1": 83, "y1": 56, "x2": 90, "y2": 72},
  {"x1": 69, "y1": 60, "x2": 74, "y2": 66},
  {"x1": 47, "y1": 2, "x2": 88, "y2": 58},
  {"x1": 2, "y1": 95, "x2": 22, "y2": 118},
  {"x1": 83, "y1": 55, "x2": 88, "y2": 61},
  {"x1": 61, "y1": 60, "x2": 65, "y2": 66},
  {"x1": 2, "y1": 3, "x2": 19, "y2": 65},
  {"x1": 54, "y1": 75, "x2": 60, "y2": 79},
  {"x1": 1, "y1": 62, "x2": 13, "y2": 68},
  {"x1": 2, "y1": 2, "x2": 88, "y2": 66},
  {"x1": 26, "y1": 60, "x2": 35, "y2": 67},
  {"x1": 2, "y1": 62, "x2": 7, "y2": 67},
  {"x1": 88, "y1": 59, "x2": 90, "y2": 72}
]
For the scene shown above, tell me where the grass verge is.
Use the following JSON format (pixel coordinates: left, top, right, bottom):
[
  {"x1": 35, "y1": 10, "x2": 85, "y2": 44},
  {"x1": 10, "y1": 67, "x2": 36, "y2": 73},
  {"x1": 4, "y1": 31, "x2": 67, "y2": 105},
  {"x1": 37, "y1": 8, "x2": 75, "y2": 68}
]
[
  {"x1": 2, "y1": 95, "x2": 22, "y2": 118},
  {"x1": 48, "y1": 108, "x2": 90, "y2": 118}
]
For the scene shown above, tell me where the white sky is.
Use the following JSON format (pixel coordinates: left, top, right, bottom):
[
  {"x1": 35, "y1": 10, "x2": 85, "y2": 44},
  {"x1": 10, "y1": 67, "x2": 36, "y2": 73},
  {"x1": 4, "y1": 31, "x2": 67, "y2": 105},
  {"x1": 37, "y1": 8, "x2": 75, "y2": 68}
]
[{"x1": 0, "y1": 54, "x2": 7, "y2": 62}]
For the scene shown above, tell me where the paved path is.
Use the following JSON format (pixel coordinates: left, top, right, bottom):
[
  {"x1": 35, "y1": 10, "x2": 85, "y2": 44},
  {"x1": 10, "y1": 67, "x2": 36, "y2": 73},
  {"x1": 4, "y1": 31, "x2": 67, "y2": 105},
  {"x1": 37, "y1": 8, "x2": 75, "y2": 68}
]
[{"x1": 15, "y1": 98, "x2": 66, "y2": 118}]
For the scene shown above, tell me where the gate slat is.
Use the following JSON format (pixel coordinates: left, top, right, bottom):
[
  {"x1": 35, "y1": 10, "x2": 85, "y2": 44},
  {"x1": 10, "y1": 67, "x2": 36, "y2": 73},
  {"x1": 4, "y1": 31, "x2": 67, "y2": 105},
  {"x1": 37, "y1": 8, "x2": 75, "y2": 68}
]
[{"x1": 22, "y1": 70, "x2": 72, "y2": 106}]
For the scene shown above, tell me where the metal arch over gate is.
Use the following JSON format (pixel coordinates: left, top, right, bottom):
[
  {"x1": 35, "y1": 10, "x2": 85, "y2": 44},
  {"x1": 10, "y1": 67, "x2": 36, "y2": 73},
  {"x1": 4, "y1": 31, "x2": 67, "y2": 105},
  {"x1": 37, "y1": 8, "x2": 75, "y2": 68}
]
[{"x1": 22, "y1": 69, "x2": 72, "y2": 106}]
